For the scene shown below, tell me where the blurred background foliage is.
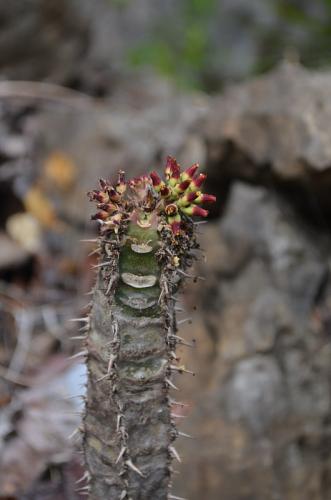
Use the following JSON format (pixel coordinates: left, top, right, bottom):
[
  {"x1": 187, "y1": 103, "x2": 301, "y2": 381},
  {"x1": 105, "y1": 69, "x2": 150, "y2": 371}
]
[{"x1": 102, "y1": 0, "x2": 331, "y2": 91}]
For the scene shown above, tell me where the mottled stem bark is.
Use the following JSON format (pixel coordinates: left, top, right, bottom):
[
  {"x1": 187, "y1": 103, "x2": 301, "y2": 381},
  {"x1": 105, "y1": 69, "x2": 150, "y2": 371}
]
[{"x1": 84, "y1": 223, "x2": 178, "y2": 499}]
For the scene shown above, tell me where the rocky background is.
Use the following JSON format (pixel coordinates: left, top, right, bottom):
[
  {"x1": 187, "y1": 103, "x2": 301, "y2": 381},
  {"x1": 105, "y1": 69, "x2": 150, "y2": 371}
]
[{"x1": 1, "y1": 2, "x2": 331, "y2": 500}]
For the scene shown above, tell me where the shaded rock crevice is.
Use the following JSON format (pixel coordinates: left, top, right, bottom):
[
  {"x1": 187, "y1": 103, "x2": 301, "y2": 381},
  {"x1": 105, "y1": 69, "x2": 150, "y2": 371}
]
[{"x1": 203, "y1": 62, "x2": 331, "y2": 231}]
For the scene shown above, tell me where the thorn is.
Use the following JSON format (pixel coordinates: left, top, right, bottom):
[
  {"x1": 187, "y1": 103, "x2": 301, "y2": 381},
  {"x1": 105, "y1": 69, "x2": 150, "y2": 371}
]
[
  {"x1": 69, "y1": 317, "x2": 90, "y2": 323},
  {"x1": 170, "y1": 365, "x2": 195, "y2": 376},
  {"x1": 116, "y1": 414, "x2": 122, "y2": 431},
  {"x1": 126, "y1": 459, "x2": 145, "y2": 477},
  {"x1": 107, "y1": 354, "x2": 116, "y2": 373},
  {"x1": 168, "y1": 335, "x2": 195, "y2": 348},
  {"x1": 165, "y1": 378, "x2": 179, "y2": 391},
  {"x1": 80, "y1": 238, "x2": 98, "y2": 242},
  {"x1": 168, "y1": 495, "x2": 187, "y2": 500},
  {"x1": 178, "y1": 431, "x2": 193, "y2": 439},
  {"x1": 96, "y1": 355, "x2": 117, "y2": 382},
  {"x1": 158, "y1": 288, "x2": 165, "y2": 304},
  {"x1": 84, "y1": 290, "x2": 94, "y2": 296},
  {"x1": 106, "y1": 277, "x2": 114, "y2": 295},
  {"x1": 64, "y1": 394, "x2": 84, "y2": 401},
  {"x1": 88, "y1": 247, "x2": 101, "y2": 257},
  {"x1": 92, "y1": 261, "x2": 111, "y2": 268},
  {"x1": 63, "y1": 410, "x2": 83, "y2": 416},
  {"x1": 177, "y1": 269, "x2": 205, "y2": 281},
  {"x1": 193, "y1": 220, "x2": 207, "y2": 225},
  {"x1": 69, "y1": 350, "x2": 88, "y2": 360},
  {"x1": 76, "y1": 485, "x2": 89, "y2": 493},
  {"x1": 76, "y1": 471, "x2": 90, "y2": 484},
  {"x1": 70, "y1": 335, "x2": 86, "y2": 340},
  {"x1": 68, "y1": 427, "x2": 80, "y2": 440},
  {"x1": 171, "y1": 413, "x2": 187, "y2": 419},
  {"x1": 116, "y1": 446, "x2": 126, "y2": 464},
  {"x1": 169, "y1": 446, "x2": 182, "y2": 463},
  {"x1": 169, "y1": 399, "x2": 189, "y2": 407},
  {"x1": 177, "y1": 318, "x2": 192, "y2": 325}
]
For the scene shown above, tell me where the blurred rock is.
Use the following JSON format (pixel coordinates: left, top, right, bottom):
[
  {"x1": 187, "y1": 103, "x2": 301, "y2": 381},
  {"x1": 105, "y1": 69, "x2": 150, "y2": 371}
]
[
  {"x1": 203, "y1": 62, "x2": 331, "y2": 223},
  {"x1": 6, "y1": 213, "x2": 42, "y2": 254},
  {"x1": 0, "y1": 360, "x2": 85, "y2": 497},
  {"x1": 29, "y1": 81, "x2": 209, "y2": 226},
  {"x1": 175, "y1": 183, "x2": 331, "y2": 500},
  {"x1": 0, "y1": 232, "x2": 30, "y2": 270},
  {"x1": 2, "y1": 46, "x2": 331, "y2": 500},
  {"x1": 0, "y1": 0, "x2": 328, "y2": 93},
  {"x1": 205, "y1": 62, "x2": 331, "y2": 175},
  {"x1": 0, "y1": 1, "x2": 89, "y2": 84}
]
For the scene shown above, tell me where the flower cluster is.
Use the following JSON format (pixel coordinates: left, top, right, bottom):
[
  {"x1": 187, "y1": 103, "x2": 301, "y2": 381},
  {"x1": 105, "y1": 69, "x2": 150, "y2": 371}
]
[
  {"x1": 88, "y1": 171, "x2": 128, "y2": 232},
  {"x1": 150, "y1": 156, "x2": 215, "y2": 234},
  {"x1": 88, "y1": 157, "x2": 215, "y2": 235}
]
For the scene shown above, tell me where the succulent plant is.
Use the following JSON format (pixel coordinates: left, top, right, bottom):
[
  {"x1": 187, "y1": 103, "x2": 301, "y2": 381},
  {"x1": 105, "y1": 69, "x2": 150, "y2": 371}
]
[{"x1": 82, "y1": 157, "x2": 215, "y2": 499}]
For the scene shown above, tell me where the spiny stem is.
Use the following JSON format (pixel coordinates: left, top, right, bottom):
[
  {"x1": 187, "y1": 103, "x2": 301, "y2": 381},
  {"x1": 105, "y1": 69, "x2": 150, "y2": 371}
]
[{"x1": 83, "y1": 157, "x2": 215, "y2": 499}]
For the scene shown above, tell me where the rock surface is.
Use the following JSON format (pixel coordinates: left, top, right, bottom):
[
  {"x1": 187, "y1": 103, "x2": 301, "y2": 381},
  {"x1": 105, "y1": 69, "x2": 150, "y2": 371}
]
[
  {"x1": 0, "y1": 232, "x2": 30, "y2": 271},
  {"x1": 202, "y1": 62, "x2": 331, "y2": 224},
  {"x1": 174, "y1": 183, "x2": 331, "y2": 500},
  {"x1": 204, "y1": 61, "x2": 331, "y2": 175},
  {"x1": 170, "y1": 64, "x2": 331, "y2": 499}
]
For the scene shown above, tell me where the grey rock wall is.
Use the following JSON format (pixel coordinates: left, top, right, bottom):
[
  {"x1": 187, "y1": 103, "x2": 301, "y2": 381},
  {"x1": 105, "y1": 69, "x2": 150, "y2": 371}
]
[
  {"x1": 175, "y1": 184, "x2": 331, "y2": 500},
  {"x1": 171, "y1": 63, "x2": 331, "y2": 500}
]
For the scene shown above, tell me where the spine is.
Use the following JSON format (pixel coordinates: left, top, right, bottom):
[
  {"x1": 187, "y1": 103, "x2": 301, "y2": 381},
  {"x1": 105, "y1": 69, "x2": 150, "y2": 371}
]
[{"x1": 83, "y1": 158, "x2": 215, "y2": 499}]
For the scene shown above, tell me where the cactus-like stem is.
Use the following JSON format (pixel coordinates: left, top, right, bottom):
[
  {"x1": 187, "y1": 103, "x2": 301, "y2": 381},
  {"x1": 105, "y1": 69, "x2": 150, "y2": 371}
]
[{"x1": 83, "y1": 158, "x2": 215, "y2": 499}]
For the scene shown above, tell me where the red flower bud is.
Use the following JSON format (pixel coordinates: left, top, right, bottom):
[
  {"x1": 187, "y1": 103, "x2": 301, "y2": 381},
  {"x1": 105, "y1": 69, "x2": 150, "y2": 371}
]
[
  {"x1": 165, "y1": 156, "x2": 180, "y2": 180},
  {"x1": 177, "y1": 191, "x2": 198, "y2": 207},
  {"x1": 201, "y1": 194, "x2": 216, "y2": 203},
  {"x1": 175, "y1": 180, "x2": 190, "y2": 193},
  {"x1": 91, "y1": 210, "x2": 109, "y2": 221},
  {"x1": 99, "y1": 178, "x2": 108, "y2": 190},
  {"x1": 182, "y1": 206, "x2": 208, "y2": 217},
  {"x1": 98, "y1": 203, "x2": 117, "y2": 214},
  {"x1": 192, "y1": 206, "x2": 208, "y2": 217},
  {"x1": 160, "y1": 185, "x2": 171, "y2": 198},
  {"x1": 107, "y1": 187, "x2": 121, "y2": 202},
  {"x1": 194, "y1": 193, "x2": 216, "y2": 204},
  {"x1": 183, "y1": 163, "x2": 199, "y2": 180},
  {"x1": 168, "y1": 213, "x2": 182, "y2": 235},
  {"x1": 150, "y1": 171, "x2": 162, "y2": 188},
  {"x1": 87, "y1": 190, "x2": 109, "y2": 203},
  {"x1": 129, "y1": 175, "x2": 150, "y2": 187},
  {"x1": 187, "y1": 191, "x2": 198, "y2": 203},
  {"x1": 191, "y1": 173, "x2": 206, "y2": 189}
]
